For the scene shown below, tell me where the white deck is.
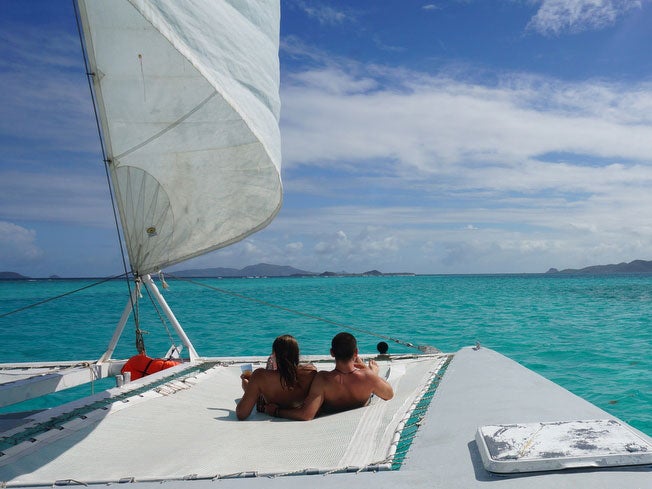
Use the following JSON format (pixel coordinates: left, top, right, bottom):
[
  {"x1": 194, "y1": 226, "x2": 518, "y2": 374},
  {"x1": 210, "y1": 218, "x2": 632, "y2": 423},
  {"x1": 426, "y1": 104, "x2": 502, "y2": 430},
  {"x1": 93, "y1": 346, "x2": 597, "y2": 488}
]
[{"x1": 1, "y1": 347, "x2": 650, "y2": 489}]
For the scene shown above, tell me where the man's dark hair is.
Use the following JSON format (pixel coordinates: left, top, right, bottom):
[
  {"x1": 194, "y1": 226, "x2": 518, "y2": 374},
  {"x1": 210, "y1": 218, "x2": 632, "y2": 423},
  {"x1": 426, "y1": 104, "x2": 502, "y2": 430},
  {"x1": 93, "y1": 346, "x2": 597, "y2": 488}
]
[{"x1": 331, "y1": 332, "x2": 357, "y2": 360}]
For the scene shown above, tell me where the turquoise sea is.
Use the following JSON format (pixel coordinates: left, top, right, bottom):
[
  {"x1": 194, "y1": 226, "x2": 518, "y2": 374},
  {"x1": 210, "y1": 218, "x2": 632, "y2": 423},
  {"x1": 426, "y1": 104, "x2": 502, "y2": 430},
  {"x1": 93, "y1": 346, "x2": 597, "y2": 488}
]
[{"x1": 1, "y1": 274, "x2": 651, "y2": 436}]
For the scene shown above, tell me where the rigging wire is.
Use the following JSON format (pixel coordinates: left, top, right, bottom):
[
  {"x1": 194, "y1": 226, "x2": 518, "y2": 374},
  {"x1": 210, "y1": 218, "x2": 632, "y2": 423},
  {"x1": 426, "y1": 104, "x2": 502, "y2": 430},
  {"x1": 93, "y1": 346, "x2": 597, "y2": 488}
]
[
  {"x1": 133, "y1": 280, "x2": 146, "y2": 355},
  {"x1": 72, "y1": 0, "x2": 130, "y2": 280},
  {"x1": 166, "y1": 274, "x2": 439, "y2": 354},
  {"x1": 0, "y1": 274, "x2": 127, "y2": 318},
  {"x1": 72, "y1": 0, "x2": 133, "y2": 291},
  {"x1": 72, "y1": 0, "x2": 139, "y2": 345}
]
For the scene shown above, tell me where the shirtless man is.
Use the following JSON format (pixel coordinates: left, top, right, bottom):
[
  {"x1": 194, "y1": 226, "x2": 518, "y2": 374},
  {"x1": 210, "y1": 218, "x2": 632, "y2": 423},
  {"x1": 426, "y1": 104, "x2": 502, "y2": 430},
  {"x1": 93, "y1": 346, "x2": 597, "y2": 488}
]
[{"x1": 265, "y1": 332, "x2": 394, "y2": 421}]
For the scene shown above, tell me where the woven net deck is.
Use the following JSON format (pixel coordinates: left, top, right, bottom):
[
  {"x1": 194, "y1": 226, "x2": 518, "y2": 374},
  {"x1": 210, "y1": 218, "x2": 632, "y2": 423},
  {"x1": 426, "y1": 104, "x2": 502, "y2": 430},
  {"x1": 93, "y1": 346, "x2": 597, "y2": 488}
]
[{"x1": 0, "y1": 354, "x2": 449, "y2": 485}]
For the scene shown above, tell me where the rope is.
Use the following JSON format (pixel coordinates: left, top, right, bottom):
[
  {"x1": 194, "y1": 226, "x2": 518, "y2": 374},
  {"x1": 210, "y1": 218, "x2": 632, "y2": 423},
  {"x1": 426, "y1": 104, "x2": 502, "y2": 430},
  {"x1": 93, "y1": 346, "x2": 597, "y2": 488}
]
[
  {"x1": 0, "y1": 274, "x2": 126, "y2": 318},
  {"x1": 142, "y1": 277, "x2": 178, "y2": 350},
  {"x1": 165, "y1": 274, "x2": 438, "y2": 353},
  {"x1": 134, "y1": 281, "x2": 146, "y2": 354}
]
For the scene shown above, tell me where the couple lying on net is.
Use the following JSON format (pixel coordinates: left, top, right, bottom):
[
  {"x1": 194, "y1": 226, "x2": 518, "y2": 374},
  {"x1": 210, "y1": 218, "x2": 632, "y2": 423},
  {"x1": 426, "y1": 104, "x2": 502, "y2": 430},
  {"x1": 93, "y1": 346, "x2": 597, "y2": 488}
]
[{"x1": 236, "y1": 332, "x2": 394, "y2": 421}]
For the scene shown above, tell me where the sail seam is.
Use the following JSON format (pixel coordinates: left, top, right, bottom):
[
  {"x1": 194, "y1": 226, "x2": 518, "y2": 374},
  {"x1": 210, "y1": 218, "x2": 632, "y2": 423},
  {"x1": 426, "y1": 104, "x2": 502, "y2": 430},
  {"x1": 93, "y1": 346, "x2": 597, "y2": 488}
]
[
  {"x1": 129, "y1": 0, "x2": 281, "y2": 171},
  {"x1": 113, "y1": 90, "x2": 217, "y2": 161}
]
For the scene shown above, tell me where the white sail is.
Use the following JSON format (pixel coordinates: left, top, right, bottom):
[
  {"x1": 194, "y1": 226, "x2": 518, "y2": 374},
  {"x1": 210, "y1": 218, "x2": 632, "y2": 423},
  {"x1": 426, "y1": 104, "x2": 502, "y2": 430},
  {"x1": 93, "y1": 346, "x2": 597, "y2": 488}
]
[{"x1": 77, "y1": 0, "x2": 282, "y2": 276}]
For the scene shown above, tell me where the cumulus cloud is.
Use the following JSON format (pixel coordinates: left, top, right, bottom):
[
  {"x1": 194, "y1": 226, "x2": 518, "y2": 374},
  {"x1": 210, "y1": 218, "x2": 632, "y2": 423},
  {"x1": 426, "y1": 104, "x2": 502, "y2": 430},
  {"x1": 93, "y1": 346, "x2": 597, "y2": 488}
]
[
  {"x1": 527, "y1": 0, "x2": 643, "y2": 35},
  {"x1": 285, "y1": 241, "x2": 304, "y2": 252},
  {"x1": 275, "y1": 55, "x2": 652, "y2": 273},
  {"x1": 0, "y1": 221, "x2": 43, "y2": 268},
  {"x1": 4, "y1": 4, "x2": 651, "y2": 276},
  {"x1": 315, "y1": 230, "x2": 351, "y2": 255},
  {"x1": 281, "y1": 66, "x2": 652, "y2": 175},
  {"x1": 309, "y1": 228, "x2": 401, "y2": 269},
  {"x1": 243, "y1": 241, "x2": 262, "y2": 255}
]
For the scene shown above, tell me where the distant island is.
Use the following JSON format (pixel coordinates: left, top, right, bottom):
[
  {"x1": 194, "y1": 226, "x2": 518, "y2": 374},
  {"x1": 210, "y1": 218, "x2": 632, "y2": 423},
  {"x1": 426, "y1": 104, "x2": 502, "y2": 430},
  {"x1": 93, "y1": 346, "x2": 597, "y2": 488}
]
[
  {"x1": 170, "y1": 263, "x2": 313, "y2": 278},
  {"x1": 0, "y1": 271, "x2": 29, "y2": 280},
  {"x1": 546, "y1": 259, "x2": 652, "y2": 275},
  {"x1": 318, "y1": 269, "x2": 414, "y2": 277},
  {"x1": 7, "y1": 259, "x2": 651, "y2": 279},
  {"x1": 0, "y1": 264, "x2": 414, "y2": 280},
  {"x1": 170, "y1": 263, "x2": 415, "y2": 278}
]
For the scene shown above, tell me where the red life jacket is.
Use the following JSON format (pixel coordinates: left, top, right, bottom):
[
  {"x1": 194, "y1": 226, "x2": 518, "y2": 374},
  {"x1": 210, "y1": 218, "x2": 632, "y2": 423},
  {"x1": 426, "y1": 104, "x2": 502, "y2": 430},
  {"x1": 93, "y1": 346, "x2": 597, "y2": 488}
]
[{"x1": 121, "y1": 353, "x2": 181, "y2": 380}]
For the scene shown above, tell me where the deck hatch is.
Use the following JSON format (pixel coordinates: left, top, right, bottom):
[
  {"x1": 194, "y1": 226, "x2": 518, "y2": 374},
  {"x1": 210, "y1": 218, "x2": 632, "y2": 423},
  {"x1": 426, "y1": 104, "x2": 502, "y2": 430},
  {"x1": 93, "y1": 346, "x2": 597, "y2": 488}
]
[{"x1": 476, "y1": 419, "x2": 652, "y2": 473}]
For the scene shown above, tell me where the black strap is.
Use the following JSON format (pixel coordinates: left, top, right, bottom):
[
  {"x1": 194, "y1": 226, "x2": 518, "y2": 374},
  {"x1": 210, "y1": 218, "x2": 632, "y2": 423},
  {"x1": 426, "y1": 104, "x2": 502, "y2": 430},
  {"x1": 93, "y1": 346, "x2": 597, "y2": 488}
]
[{"x1": 142, "y1": 359, "x2": 156, "y2": 376}]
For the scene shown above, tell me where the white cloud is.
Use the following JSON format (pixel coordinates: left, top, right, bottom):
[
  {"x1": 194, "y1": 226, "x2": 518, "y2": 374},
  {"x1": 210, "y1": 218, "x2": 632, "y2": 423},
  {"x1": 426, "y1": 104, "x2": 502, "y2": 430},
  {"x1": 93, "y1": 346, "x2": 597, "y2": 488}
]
[
  {"x1": 288, "y1": 69, "x2": 378, "y2": 95},
  {"x1": 291, "y1": 1, "x2": 352, "y2": 25},
  {"x1": 305, "y1": 227, "x2": 402, "y2": 259},
  {"x1": 285, "y1": 241, "x2": 304, "y2": 252},
  {"x1": 243, "y1": 241, "x2": 263, "y2": 256},
  {"x1": 301, "y1": 227, "x2": 402, "y2": 271},
  {"x1": 4, "y1": 5, "x2": 651, "y2": 276},
  {"x1": 283, "y1": 66, "x2": 652, "y2": 179},
  {"x1": 273, "y1": 58, "x2": 652, "y2": 273},
  {"x1": 0, "y1": 221, "x2": 43, "y2": 268},
  {"x1": 315, "y1": 230, "x2": 351, "y2": 255},
  {"x1": 527, "y1": 0, "x2": 643, "y2": 35},
  {"x1": 281, "y1": 67, "x2": 652, "y2": 176}
]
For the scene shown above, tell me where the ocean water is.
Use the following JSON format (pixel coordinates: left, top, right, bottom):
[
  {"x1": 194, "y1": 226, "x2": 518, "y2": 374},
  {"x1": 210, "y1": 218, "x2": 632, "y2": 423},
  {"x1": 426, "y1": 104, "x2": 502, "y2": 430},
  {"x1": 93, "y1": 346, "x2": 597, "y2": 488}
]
[{"x1": 1, "y1": 274, "x2": 650, "y2": 436}]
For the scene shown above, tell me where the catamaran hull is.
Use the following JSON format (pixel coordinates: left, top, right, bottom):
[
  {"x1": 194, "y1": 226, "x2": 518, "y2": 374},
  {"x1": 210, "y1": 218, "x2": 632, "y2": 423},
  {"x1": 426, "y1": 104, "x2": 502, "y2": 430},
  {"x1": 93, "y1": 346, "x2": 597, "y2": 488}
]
[{"x1": 1, "y1": 347, "x2": 649, "y2": 488}]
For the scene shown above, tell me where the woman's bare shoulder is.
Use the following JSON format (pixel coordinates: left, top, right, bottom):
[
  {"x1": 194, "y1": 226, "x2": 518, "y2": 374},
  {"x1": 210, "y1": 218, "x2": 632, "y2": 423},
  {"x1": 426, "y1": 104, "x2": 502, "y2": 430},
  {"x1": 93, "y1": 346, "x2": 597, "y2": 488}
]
[{"x1": 251, "y1": 368, "x2": 278, "y2": 381}]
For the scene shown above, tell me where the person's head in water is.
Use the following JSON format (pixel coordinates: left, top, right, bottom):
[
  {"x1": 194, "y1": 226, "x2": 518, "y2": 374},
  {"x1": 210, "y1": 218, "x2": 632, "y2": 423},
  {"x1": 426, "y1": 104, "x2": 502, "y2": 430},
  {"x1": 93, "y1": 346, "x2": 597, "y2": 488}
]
[
  {"x1": 331, "y1": 332, "x2": 358, "y2": 361},
  {"x1": 273, "y1": 334, "x2": 300, "y2": 389}
]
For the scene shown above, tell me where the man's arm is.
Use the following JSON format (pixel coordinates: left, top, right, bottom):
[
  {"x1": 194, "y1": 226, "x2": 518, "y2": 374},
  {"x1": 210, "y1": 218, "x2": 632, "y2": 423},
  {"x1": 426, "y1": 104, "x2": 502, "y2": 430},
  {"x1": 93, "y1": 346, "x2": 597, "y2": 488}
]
[
  {"x1": 367, "y1": 359, "x2": 394, "y2": 400},
  {"x1": 372, "y1": 374, "x2": 394, "y2": 400},
  {"x1": 266, "y1": 373, "x2": 326, "y2": 421}
]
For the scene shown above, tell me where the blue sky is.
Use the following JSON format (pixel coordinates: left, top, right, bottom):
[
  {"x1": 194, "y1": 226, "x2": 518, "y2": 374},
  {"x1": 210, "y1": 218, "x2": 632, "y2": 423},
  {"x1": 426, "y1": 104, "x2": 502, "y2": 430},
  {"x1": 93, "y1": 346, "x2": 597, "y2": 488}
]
[{"x1": 1, "y1": 0, "x2": 652, "y2": 277}]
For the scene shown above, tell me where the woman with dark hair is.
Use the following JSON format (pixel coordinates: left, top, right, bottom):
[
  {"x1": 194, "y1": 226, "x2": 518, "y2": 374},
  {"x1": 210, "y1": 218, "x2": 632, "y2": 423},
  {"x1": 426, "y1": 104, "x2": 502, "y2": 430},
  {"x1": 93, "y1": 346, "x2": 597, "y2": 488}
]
[{"x1": 236, "y1": 335, "x2": 316, "y2": 420}]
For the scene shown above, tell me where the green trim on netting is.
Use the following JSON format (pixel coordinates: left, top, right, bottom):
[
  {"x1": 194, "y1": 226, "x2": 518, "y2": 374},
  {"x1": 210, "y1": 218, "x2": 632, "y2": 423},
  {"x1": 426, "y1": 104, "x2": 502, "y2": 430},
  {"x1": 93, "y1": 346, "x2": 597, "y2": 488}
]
[
  {"x1": 0, "y1": 361, "x2": 218, "y2": 454},
  {"x1": 391, "y1": 354, "x2": 453, "y2": 470}
]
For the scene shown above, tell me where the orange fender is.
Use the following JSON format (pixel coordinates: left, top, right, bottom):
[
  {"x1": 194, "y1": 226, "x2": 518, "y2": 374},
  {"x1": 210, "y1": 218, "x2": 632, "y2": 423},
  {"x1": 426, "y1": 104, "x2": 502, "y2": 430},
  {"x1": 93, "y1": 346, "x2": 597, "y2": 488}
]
[{"x1": 121, "y1": 353, "x2": 181, "y2": 380}]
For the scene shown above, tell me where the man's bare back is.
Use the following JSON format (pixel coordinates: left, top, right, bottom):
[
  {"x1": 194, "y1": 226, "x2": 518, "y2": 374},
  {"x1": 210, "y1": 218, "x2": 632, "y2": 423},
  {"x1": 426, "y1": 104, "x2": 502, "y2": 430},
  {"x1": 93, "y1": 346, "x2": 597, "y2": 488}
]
[{"x1": 316, "y1": 360, "x2": 391, "y2": 413}]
